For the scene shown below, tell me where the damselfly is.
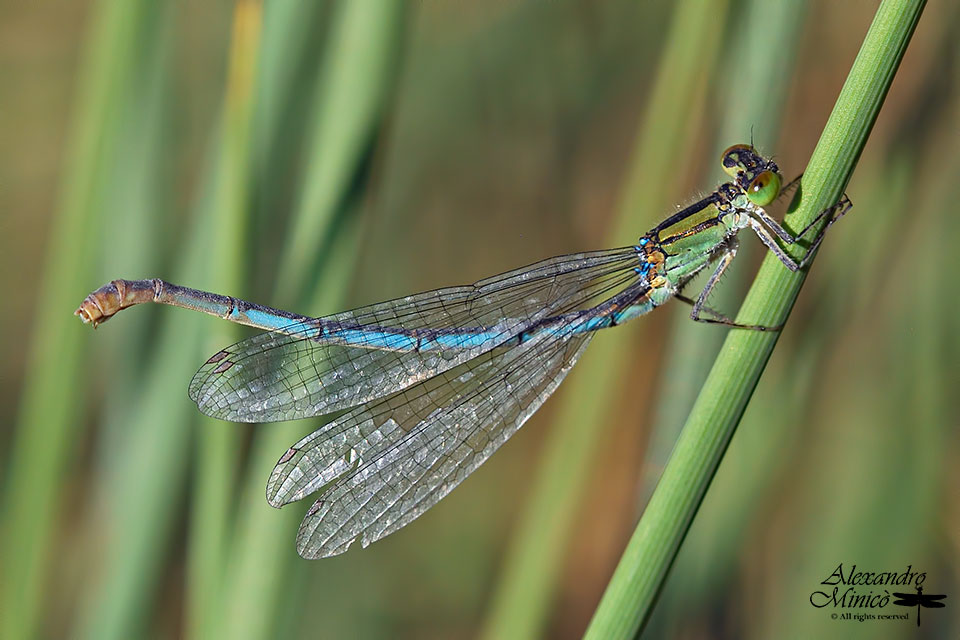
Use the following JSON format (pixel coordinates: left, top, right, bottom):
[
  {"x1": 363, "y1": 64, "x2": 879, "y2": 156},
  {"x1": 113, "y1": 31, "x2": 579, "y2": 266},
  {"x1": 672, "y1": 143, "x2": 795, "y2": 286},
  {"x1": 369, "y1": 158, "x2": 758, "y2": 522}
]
[{"x1": 76, "y1": 144, "x2": 849, "y2": 558}]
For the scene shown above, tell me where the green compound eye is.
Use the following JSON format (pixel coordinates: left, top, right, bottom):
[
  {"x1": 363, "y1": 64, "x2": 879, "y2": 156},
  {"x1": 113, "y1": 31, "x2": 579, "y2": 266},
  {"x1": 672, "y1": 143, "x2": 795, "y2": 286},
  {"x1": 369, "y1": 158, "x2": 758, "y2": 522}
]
[{"x1": 747, "y1": 170, "x2": 781, "y2": 206}]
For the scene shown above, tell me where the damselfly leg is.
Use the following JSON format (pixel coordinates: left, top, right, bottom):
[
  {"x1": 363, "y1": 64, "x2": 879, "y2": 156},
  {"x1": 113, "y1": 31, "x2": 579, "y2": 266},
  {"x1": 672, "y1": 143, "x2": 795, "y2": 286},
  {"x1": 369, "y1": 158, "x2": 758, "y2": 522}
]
[{"x1": 680, "y1": 194, "x2": 853, "y2": 331}]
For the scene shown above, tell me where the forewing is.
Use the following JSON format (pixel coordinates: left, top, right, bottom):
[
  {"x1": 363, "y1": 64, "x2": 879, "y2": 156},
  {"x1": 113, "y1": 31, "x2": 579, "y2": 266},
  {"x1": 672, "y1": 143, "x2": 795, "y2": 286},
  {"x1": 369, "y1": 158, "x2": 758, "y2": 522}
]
[
  {"x1": 189, "y1": 247, "x2": 636, "y2": 422},
  {"x1": 266, "y1": 329, "x2": 591, "y2": 558}
]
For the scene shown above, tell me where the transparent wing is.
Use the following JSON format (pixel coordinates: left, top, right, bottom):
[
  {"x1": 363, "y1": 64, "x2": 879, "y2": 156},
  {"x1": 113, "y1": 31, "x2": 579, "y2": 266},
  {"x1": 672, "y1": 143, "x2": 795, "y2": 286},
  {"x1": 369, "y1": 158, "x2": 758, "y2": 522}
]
[
  {"x1": 189, "y1": 247, "x2": 637, "y2": 422},
  {"x1": 266, "y1": 328, "x2": 592, "y2": 558}
]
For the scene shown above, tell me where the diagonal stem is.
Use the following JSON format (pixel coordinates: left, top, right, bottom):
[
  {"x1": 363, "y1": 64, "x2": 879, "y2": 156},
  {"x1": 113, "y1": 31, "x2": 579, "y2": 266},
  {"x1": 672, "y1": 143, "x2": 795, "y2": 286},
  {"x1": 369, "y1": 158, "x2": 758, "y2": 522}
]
[{"x1": 585, "y1": 0, "x2": 927, "y2": 636}]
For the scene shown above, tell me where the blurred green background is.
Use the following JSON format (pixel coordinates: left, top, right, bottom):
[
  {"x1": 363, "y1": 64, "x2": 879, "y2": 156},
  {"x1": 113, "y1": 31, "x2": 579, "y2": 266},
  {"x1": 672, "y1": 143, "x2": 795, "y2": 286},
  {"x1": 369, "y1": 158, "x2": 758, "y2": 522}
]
[{"x1": 1, "y1": 1, "x2": 956, "y2": 638}]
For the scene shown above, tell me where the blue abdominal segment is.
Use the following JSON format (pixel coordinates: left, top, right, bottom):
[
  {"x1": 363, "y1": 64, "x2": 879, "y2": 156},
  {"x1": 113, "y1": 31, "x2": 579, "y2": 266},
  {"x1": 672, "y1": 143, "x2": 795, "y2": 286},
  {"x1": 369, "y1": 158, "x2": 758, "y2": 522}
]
[
  {"x1": 241, "y1": 308, "x2": 312, "y2": 333},
  {"x1": 308, "y1": 280, "x2": 660, "y2": 353},
  {"x1": 313, "y1": 323, "x2": 509, "y2": 352},
  {"x1": 334, "y1": 329, "x2": 419, "y2": 351},
  {"x1": 320, "y1": 313, "x2": 622, "y2": 353},
  {"x1": 418, "y1": 330, "x2": 506, "y2": 350}
]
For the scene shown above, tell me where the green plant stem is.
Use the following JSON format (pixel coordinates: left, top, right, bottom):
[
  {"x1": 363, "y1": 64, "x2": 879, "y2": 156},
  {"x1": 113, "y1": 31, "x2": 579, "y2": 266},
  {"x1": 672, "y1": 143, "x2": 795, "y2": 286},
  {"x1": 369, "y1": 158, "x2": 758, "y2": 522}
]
[{"x1": 584, "y1": 0, "x2": 926, "y2": 637}]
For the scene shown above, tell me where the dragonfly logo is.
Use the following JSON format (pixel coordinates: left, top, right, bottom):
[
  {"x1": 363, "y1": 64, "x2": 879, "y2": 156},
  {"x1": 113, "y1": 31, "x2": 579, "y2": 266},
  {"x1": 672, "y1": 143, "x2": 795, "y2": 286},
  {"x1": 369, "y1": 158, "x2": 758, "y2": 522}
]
[
  {"x1": 892, "y1": 586, "x2": 947, "y2": 627},
  {"x1": 809, "y1": 563, "x2": 947, "y2": 628}
]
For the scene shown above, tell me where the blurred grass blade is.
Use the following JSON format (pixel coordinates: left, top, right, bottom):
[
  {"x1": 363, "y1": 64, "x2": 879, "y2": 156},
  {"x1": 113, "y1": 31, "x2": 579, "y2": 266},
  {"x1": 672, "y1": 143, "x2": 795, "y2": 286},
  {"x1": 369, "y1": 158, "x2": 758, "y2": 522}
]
[
  {"x1": 639, "y1": 1, "x2": 807, "y2": 629},
  {"x1": 77, "y1": 309, "x2": 204, "y2": 640},
  {"x1": 186, "y1": 3, "x2": 262, "y2": 639},
  {"x1": 274, "y1": 0, "x2": 405, "y2": 304},
  {"x1": 215, "y1": 217, "x2": 363, "y2": 640},
  {"x1": 644, "y1": 0, "x2": 807, "y2": 474},
  {"x1": 584, "y1": 0, "x2": 927, "y2": 637},
  {"x1": 0, "y1": 3, "x2": 160, "y2": 639},
  {"x1": 212, "y1": 3, "x2": 406, "y2": 639},
  {"x1": 480, "y1": 1, "x2": 730, "y2": 637},
  {"x1": 75, "y1": 10, "x2": 254, "y2": 638}
]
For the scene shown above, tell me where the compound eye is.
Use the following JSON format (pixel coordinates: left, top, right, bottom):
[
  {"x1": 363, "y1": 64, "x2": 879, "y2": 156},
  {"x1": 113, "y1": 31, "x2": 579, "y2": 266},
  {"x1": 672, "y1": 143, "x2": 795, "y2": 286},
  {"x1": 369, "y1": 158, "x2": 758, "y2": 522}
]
[
  {"x1": 747, "y1": 170, "x2": 781, "y2": 206},
  {"x1": 721, "y1": 144, "x2": 753, "y2": 178}
]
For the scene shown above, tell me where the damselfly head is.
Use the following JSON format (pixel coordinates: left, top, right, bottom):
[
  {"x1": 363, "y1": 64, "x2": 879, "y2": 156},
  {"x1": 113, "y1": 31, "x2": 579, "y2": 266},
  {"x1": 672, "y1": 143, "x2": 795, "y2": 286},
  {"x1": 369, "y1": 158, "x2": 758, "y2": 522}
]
[{"x1": 720, "y1": 143, "x2": 782, "y2": 206}]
